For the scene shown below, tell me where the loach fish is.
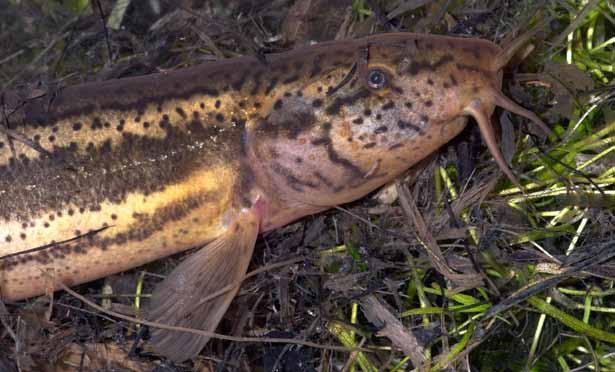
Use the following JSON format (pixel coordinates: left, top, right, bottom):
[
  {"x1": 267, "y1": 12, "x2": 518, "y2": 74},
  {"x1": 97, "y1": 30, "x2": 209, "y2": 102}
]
[{"x1": 0, "y1": 31, "x2": 550, "y2": 361}]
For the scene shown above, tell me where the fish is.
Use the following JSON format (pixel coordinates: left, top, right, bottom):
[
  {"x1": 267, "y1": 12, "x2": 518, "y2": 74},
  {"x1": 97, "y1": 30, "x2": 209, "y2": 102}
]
[{"x1": 0, "y1": 31, "x2": 551, "y2": 361}]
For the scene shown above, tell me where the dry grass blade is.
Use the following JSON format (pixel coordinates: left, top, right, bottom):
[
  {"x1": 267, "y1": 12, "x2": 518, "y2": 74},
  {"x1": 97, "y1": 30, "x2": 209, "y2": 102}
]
[
  {"x1": 484, "y1": 242, "x2": 615, "y2": 319},
  {"x1": 395, "y1": 181, "x2": 483, "y2": 289},
  {"x1": 359, "y1": 295, "x2": 425, "y2": 367}
]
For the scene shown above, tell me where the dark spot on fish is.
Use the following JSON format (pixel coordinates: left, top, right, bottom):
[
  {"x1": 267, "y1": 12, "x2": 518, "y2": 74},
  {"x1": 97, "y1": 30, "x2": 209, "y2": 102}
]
[
  {"x1": 232, "y1": 72, "x2": 249, "y2": 91},
  {"x1": 274, "y1": 99, "x2": 284, "y2": 110},
  {"x1": 254, "y1": 102, "x2": 262, "y2": 109},
  {"x1": 392, "y1": 85, "x2": 404, "y2": 94},
  {"x1": 111, "y1": 214, "x2": 117, "y2": 220},
  {"x1": 295, "y1": 157, "x2": 303, "y2": 163},
  {"x1": 398, "y1": 120, "x2": 421, "y2": 131},
  {"x1": 364, "y1": 109, "x2": 372, "y2": 116},
  {"x1": 215, "y1": 100, "x2": 221, "y2": 109},
  {"x1": 311, "y1": 137, "x2": 330, "y2": 146},
  {"x1": 44, "y1": 222, "x2": 49, "y2": 228},
  {"x1": 443, "y1": 82, "x2": 450, "y2": 89},
  {"x1": 353, "y1": 117, "x2": 363, "y2": 125},
  {"x1": 389, "y1": 143, "x2": 403, "y2": 150},
  {"x1": 425, "y1": 100, "x2": 433, "y2": 107},
  {"x1": 143, "y1": 122, "x2": 150, "y2": 128},
  {"x1": 312, "y1": 99, "x2": 323, "y2": 108},
  {"x1": 374, "y1": 126, "x2": 388, "y2": 134},
  {"x1": 176, "y1": 107, "x2": 187, "y2": 119},
  {"x1": 427, "y1": 78, "x2": 434, "y2": 85},
  {"x1": 296, "y1": 91, "x2": 303, "y2": 97},
  {"x1": 200, "y1": 102, "x2": 205, "y2": 109},
  {"x1": 405, "y1": 102, "x2": 413, "y2": 108},
  {"x1": 363, "y1": 142, "x2": 376, "y2": 149},
  {"x1": 325, "y1": 89, "x2": 371, "y2": 116},
  {"x1": 216, "y1": 113, "x2": 225, "y2": 122},
  {"x1": 68, "y1": 209, "x2": 74, "y2": 216},
  {"x1": 5, "y1": 236, "x2": 11, "y2": 242},
  {"x1": 72, "y1": 122, "x2": 82, "y2": 131},
  {"x1": 265, "y1": 77, "x2": 279, "y2": 95},
  {"x1": 456, "y1": 63, "x2": 482, "y2": 73},
  {"x1": 135, "y1": 116, "x2": 141, "y2": 123},
  {"x1": 382, "y1": 101, "x2": 395, "y2": 110},
  {"x1": 407, "y1": 55, "x2": 454, "y2": 75},
  {"x1": 20, "y1": 233, "x2": 26, "y2": 240},
  {"x1": 375, "y1": 114, "x2": 382, "y2": 120},
  {"x1": 33, "y1": 134, "x2": 41, "y2": 142},
  {"x1": 310, "y1": 55, "x2": 323, "y2": 78}
]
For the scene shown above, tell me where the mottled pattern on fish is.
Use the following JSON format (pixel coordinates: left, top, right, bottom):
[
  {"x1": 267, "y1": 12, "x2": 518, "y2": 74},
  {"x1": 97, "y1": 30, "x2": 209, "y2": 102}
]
[{"x1": 0, "y1": 33, "x2": 547, "y2": 356}]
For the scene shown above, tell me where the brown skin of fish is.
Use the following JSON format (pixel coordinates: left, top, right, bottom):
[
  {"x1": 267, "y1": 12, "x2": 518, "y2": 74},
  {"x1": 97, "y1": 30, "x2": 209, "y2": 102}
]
[{"x1": 0, "y1": 32, "x2": 544, "y2": 360}]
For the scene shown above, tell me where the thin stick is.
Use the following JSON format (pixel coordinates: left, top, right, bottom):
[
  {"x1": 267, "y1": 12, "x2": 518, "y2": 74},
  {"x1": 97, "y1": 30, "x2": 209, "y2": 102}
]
[
  {"x1": 57, "y1": 282, "x2": 370, "y2": 353},
  {"x1": 187, "y1": 256, "x2": 306, "y2": 312}
]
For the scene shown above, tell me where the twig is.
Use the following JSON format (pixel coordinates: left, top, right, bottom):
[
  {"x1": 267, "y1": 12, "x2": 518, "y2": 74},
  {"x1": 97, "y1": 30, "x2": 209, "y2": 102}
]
[
  {"x1": 186, "y1": 256, "x2": 306, "y2": 313},
  {"x1": 359, "y1": 294, "x2": 425, "y2": 366},
  {"x1": 93, "y1": 0, "x2": 113, "y2": 65},
  {"x1": 57, "y1": 282, "x2": 370, "y2": 353}
]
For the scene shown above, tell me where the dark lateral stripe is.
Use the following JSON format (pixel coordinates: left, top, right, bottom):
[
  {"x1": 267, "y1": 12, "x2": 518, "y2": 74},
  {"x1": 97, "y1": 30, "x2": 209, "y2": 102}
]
[
  {"x1": 271, "y1": 162, "x2": 317, "y2": 192},
  {"x1": 0, "y1": 226, "x2": 109, "y2": 262},
  {"x1": 15, "y1": 84, "x2": 221, "y2": 129},
  {"x1": 0, "y1": 118, "x2": 238, "y2": 221},
  {"x1": 0, "y1": 192, "x2": 214, "y2": 272},
  {"x1": 314, "y1": 171, "x2": 335, "y2": 189},
  {"x1": 325, "y1": 142, "x2": 363, "y2": 176}
]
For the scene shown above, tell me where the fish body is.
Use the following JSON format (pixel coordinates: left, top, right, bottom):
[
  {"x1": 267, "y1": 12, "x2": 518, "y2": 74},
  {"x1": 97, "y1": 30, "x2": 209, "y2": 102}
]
[{"x1": 0, "y1": 32, "x2": 546, "y2": 360}]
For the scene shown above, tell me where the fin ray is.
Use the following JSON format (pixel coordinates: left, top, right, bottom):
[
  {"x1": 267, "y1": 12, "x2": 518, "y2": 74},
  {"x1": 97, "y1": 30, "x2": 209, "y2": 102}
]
[{"x1": 147, "y1": 208, "x2": 260, "y2": 362}]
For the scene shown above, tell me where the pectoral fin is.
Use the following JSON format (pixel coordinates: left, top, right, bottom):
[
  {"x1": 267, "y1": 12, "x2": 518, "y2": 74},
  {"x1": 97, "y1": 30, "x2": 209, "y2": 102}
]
[{"x1": 147, "y1": 208, "x2": 260, "y2": 362}]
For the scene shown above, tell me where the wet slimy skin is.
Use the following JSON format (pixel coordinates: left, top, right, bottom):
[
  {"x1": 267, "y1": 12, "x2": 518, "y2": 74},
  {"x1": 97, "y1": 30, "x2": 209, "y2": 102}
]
[{"x1": 0, "y1": 32, "x2": 549, "y2": 361}]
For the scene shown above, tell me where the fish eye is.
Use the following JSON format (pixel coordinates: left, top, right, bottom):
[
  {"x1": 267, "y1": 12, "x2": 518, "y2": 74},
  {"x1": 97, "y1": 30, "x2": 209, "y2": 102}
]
[{"x1": 367, "y1": 69, "x2": 387, "y2": 89}]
